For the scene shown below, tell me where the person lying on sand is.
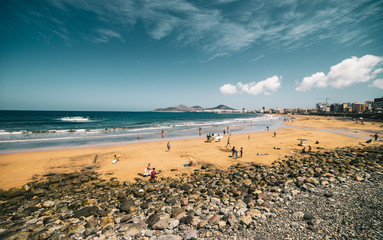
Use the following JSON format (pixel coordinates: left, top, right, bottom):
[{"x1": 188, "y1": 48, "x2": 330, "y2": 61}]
[
  {"x1": 112, "y1": 155, "x2": 119, "y2": 164},
  {"x1": 256, "y1": 153, "x2": 268, "y2": 156},
  {"x1": 183, "y1": 158, "x2": 195, "y2": 167}
]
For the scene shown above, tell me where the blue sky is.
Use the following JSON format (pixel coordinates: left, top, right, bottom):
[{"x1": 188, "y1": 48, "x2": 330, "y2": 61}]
[{"x1": 0, "y1": 0, "x2": 382, "y2": 111}]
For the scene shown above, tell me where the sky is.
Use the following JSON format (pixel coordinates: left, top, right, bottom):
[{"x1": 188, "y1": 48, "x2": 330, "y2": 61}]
[{"x1": 0, "y1": 0, "x2": 383, "y2": 111}]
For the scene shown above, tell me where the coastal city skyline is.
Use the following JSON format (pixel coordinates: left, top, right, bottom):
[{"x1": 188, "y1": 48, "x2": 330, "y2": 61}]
[{"x1": 1, "y1": 0, "x2": 383, "y2": 111}]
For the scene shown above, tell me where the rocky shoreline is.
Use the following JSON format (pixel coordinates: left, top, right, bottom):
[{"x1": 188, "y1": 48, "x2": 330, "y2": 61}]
[{"x1": 1, "y1": 145, "x2": 382, "y2": 240}]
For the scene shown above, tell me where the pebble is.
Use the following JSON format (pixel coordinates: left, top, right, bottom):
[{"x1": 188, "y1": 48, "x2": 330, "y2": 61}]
[{"x1": 0, "y1": 145, "x2": 382, "y2": 240}]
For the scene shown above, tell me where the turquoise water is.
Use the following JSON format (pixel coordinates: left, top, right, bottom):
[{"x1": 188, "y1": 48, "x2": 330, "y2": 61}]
[{"x1": 0, "y1": 111, "x2": 285, "y2": 153}]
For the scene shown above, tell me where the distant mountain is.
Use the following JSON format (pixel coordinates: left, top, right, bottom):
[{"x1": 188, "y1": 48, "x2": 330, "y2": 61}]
[
  {"x1": 206, "y1": 104, "x2": 236, "y2": 110},
  {"x1": 153, "y1": 104, "x2": 237, "y2": 112},
  {"x1": 153, "y1": 105, "x2": 196, "y2": 112},
  {"x1": 190, "y1": 105, "x2": 203, "y2": 110}
]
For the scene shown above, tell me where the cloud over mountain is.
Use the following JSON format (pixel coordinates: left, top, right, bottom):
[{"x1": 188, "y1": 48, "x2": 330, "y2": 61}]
[{"x1": 220, "y1": 75, "x2": 281, "y2": 96}]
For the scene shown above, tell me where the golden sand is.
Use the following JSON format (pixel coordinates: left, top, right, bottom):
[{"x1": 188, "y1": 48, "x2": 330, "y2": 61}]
[{"x1": 0, "y1": 115, "x2": 382, "y2": 190}]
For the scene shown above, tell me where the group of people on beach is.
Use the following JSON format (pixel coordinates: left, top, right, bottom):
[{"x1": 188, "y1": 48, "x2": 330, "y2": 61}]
[
  {"x1": 144, "y1": 163, "x2": 158, "y2": 179},
  {"x1": 231, "y1": 146, "x2": 243, "y2": 158},
  {"x1": 301, "y1": 145, "x2": 312, "y2": 154}
]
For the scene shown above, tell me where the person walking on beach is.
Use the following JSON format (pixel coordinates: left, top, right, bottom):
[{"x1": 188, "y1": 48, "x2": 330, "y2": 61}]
[
  {"x1": 226, "y1": 137, "x2": 231, "y2": 147},
  {"x1": 374, "y1": 133, "x2": 379, "y2": 141},
  {"x1": 167, "y1": 142, "x2": 171, "y2": 151},
  {"x1": 240, "y1": 147, "x2": 243, "y2": 158},
  {"x1": 273, "y1": 132, "x2": 276, "y2": 137}
]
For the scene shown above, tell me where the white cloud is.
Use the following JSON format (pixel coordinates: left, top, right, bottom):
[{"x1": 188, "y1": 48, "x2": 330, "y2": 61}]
[
  {"x1": 295, "y1": 72, "x2": 326, "y2": 92},
  {"x1": 296, "y1": 55, "x2": 383, "y2": 91},
  {"x1": 220, "y1": 75, "x2": 281, "y2": 96},
  {"x1": 369, "y1": 79, "x2": 383, "y2": 89},
  {"x1": 220, "y1": 84, "x2": 237, "y2": 95}
]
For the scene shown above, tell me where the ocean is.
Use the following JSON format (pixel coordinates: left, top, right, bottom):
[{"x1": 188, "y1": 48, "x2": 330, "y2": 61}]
[{"x1": 0, "y1": 111, "x2": 285, "y2": 153}]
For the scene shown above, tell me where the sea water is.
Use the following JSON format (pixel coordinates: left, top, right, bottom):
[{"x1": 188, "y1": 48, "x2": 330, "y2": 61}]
[{"x1": 0, "y1": 111, "x2": 286, "y2": 153}]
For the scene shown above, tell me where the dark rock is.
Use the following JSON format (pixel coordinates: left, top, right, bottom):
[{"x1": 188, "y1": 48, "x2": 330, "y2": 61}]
[
  {"x1": 31, "y1": 188, "x2": 46, "y2": 196},
  {"x1": 147, "y1": 213, "x2": 160, "y2": 227},
  {"x1": 2, "y1": 186, "x2": 29, "y2": 199},
  {"x1": 303, "y1": 213, "x2": 314, "y2": 221},
  {"x1": 73, "y1": 206, "x2": 99, "y2": 218},
  {"x1": 180, "y1": 183, "x2": 192, "y2": 191},
  {"x1": 6, "y1": 196, "x2": 26, "y2": 205},
  {"x1": 179, "y1": 215, "x2": 193, "y2": 225}
]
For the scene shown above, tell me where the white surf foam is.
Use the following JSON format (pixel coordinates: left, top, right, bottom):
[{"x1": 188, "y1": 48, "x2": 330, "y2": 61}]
[{"x1": 59, "y1": 117, "x2": 90, "y2": 122}]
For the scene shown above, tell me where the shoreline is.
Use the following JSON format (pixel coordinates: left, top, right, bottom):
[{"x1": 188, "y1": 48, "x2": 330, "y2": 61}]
[
  {"x1": 0, "y1": 114, "x2": 286, "y2": 155},
  {"x1": 1, "y1": 115, "x2": 382, "y2": 191}
]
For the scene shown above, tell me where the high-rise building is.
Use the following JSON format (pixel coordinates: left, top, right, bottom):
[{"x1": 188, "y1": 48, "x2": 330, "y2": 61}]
[
  {"x1": 352, "y1": 102, "x2": 367, "y2": 113},
  {"x1": 372, "y1": 97, "x2": 383, "y2": 109},
  {"x1": 316, "y1": 103, "x2": 330, "y2": 112}
]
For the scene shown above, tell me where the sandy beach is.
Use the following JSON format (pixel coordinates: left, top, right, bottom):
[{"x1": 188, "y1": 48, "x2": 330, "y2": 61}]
[{"x1": 0, "y1": 115, "x2": 382, "y2": 190}]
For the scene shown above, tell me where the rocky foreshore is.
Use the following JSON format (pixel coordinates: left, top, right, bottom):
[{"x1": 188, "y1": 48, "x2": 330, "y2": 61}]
[{"x1": 1, "y1": 145, "x2": 382, "y2": 240}]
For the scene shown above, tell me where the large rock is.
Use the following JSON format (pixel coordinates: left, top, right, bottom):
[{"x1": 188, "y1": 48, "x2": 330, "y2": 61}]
[
  {"x1": 197, "y1": 220, "x2": 208, "y2": 229},
  {"x1": 3, "y1": 232, "x2": 29, "y2": 240},
  {"x1": 152, "y1": 218, "x2": 169, "y2": 230},
  {"x1": 120, "y1": 200, "x2": 138, "y2": 214},
  {"x1": 184, "y1": 229, "x2": 197, "y2": 240},
  {"x1": 73, "y1": 206, "x2": 99, "y2": 218},
  {"x1": 179, "y1": 215, "x2": 193, "y2": 225},
  {"x1": 147, "y1": 213, "x2": 161, "y2": 227},
  {"x1": 241, "y1": 215, "x2": 252, "y2": 226},
  {"x1": 100, "y1": 217, "x2": 114, "y2": 228},
  {"x1": 84, "y1": 219, "x2": 98, "y2": 236},
  {"x1": 208, "y1": 214, "x2": 221, "y2": 225},
  {"x1": 43, "y1": 200, "x2": 55, "y2": 208},
  {"x1": 124, "y1": 224, "x2": 141, "y2": 237},
  {"x1": 67, "y1": 224, "x2": 85, "y2": 236},
  {"x1": 171, "y1": 208, "x2": 187, "y2": 219},
  {"x1": 2, "y1": 186, "x2": 29, "y2": 199}
]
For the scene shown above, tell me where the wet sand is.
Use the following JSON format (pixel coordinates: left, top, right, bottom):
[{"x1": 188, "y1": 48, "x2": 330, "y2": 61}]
[{"x1": 0, "y1": 115, "x2": 382, "y2": 190}]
